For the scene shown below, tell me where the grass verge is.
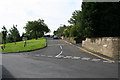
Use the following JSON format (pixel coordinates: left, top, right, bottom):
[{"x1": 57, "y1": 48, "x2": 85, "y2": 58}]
[{"x1": 1, "y1": 37, "x2": 46, "y2": 53}]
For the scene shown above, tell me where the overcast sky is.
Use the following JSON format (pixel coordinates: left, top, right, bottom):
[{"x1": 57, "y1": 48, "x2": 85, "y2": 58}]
[{"x1": 0, "y1": 0, "x2": 82, "y2": 35}]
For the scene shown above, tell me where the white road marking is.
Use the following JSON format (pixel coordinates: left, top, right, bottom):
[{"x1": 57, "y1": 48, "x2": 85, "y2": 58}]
[
  {"x1": 39, "y1": 54, "x2": 113, "y2": 63},
  {"x1": 72, "y1": 57, "x2": 80, "y2": 59},
  {"x1": 55, "y1": 45, "x2": 63, "y2": 57},
  {"x1": 81, "y1": 57, "x2": 91, "y2": 60},
  {"x1": 66, "y1": 56, "x2": 72, "y2": 58},
  {"x1": 47, "y1": 56, "x2": 53, "y2": 58},
  {"x1": 103, "y1": 61, "x2": 114, "y2": 63},
  {"x1": 41, "y1": 55, "x2": 46, "y2": 56},
  {"x1": 63, "y1": 57, "x2": 67, "y2": 59},
  {"x1": 56, "y1": 55, "x2": 64, "y2": 58},
  {"x1": 103, "y1": 61, "x2": 109, "y2": 63},
  {"x1": 63, "y1": 56, "x2": 72, "y2": 59},
  {"x1": 91, "y1": 59, "x2": 101, "y2": 62},
  {"x1": 35, "y1": 55, "x2": 40, "y2": 57},
  {"x1": 109, "y1": 61, "x2": 115, "y2": 63},
  {"x1": 60, "y1": 46, "x2": 62, "y2": 50},
  {"x1": 55, "y1": 51, "x2": 63, "y2": 57}
]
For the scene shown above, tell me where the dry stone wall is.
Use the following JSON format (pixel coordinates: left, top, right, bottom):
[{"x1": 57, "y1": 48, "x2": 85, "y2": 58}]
[
  {"x1": 82, "y1": 37, "x2": 120, "y2": 59},
  {"x1": 62, "y1": 37, "x2": 76, "y2": 44}
]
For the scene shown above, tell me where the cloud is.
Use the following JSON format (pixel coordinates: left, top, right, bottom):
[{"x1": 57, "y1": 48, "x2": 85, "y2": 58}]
[{"x1": 0, "y1": 0, "x2": 82, "y2": 35}]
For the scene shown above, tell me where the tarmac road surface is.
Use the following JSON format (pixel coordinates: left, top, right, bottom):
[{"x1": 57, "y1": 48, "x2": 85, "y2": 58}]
[{"x1": 2, "y1": 38, "x2": 119, "y2": 78}]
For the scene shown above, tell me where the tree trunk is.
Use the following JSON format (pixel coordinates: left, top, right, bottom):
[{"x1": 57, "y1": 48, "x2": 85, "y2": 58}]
[
  {"x1": 35, "y1": 31, "x2": 38, "y2": 40},
  {"x1": 3, "y1": 44, "x2": 5, "y2": 49},
  {"x1": 14, "y1": 39, "x2": 16, "y2": 44}
]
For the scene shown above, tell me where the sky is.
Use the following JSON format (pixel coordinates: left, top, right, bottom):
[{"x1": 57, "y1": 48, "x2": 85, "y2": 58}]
[{"x1": 0, "y1": 0, "x2": 82, "y2": 35}]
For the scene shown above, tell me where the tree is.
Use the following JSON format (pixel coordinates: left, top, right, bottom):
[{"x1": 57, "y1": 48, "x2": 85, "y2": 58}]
[
  {"x1": 1, "y1": 26, "x2": 7, "y2": 48},
  {"x1": 7, "y1": 33, "x2": 13, "y2": 43},
  {"x1": 0, "y1": 32, "x2": 2, "y2": 44},
  {"x1": 64, "y1": 28, "x2": 70, "y2": 37},
  {"x1": 53, "y1": 31, "x2": 57, "y2": 35},
  {"x1": 24, "y1": 19, "x2": 50, "y2": 40},
  {"x1": 9, "y1": 25, "x2": 21, "y2": 44},
  {"x1": 69, "y1": 25, "x2": 78, "y2": 37},
  {"x1": 81, "y1": 2, "x2": 120, "y2": 37},
  {"x1": 68, "y1": 10, "x2": 81, "y2": 25},
  {"x1": 68, "y1": 10, "x2": 85, "y2": 42},
  {"x1": 56, "y1": 2, "x2": 120, "y2": 43},
  {"x1": 55, "y1": 25, "x2": 67, "y2": 37},
  {"x1": 68, "y1": 2, "x2": 120, "y2": 38}
]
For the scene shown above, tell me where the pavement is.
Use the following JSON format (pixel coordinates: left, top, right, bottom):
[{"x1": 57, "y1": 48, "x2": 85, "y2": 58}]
[
  {"x1": 1, "y1": 37, "x2": 119, "y2": 79},
  {"x1": 64, "y1": 40, "x2": 118, "y2": 63}
]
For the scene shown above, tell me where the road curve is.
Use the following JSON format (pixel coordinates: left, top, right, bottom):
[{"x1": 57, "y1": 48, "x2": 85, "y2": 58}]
[{"x1": 2, "y1": 38, "x2": 118, "y2": 78}]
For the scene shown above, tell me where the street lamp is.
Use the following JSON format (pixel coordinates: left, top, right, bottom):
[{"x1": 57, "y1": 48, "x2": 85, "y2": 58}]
[{"x1": 22, "y1": 37, "x2": 27, "y2": 47}]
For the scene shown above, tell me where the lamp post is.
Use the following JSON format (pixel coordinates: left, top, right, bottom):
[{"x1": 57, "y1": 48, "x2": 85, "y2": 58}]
[{"x1": 22, "y1": 37, "x2": 27, "y2": 47}]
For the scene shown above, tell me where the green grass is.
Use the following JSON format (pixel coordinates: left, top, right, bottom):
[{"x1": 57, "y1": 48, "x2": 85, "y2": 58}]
[{"x1": 1, "y1": 37, "x2": 46, "y2": 52}]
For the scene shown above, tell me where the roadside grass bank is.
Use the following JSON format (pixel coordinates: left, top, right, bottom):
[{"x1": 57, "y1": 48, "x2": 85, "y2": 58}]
[{"x1": 1, "y1": 37, "x2": 46, "y2": 53}]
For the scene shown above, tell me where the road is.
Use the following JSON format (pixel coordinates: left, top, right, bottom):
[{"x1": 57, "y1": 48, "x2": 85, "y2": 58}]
[{"x1": 2, "y1": 38, "x2": 119, "y2": 78}]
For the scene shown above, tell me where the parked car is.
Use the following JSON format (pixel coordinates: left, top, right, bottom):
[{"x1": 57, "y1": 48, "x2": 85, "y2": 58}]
[
  {"x1": 53, "y1": 35, "x2": 59, "y2": 39},
  {"x1": 44, "y1": 35, "x2": 50, "y2": 37}
]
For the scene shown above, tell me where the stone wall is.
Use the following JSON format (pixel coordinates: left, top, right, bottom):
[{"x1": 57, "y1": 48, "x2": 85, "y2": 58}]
[
  {"x1": 82, "y1": 37, "x2": 120, "y2": 59},
  {"x1": 62, "y1": 37, "x2": 76, "y2": 44}
]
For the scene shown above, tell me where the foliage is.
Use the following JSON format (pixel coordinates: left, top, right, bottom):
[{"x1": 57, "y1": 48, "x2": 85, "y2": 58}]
[
  {"x1": 24, "y1": 19, "x2": 50, "y2": 40},
  {"x1": 7, "y1": 25, "x2": 21, "y2": 44},
  {"x1": 0, "y1": 32, "x2": 2, "y2": 44},
  {"x1": 64, "y1": 28, "x2": 70, "y2": 37},
  {"x1": 81, "y1": 2, "x2": 120, "y2": 37},
  {"x1": 53, "y1": 31, "x2": 57, "y2": 35},
  {"x1": 56, "y1": 2, "x2": 120, "y2": 43},
  {"x1": 68, "y1": 10, "x2": 81, "y2": 26},
  {"x1": 55, "y1": 25, "x2": 67, "y2": 37},
  {"x1": 1, "y1": 26, "x2": 8, "y2": 48}
]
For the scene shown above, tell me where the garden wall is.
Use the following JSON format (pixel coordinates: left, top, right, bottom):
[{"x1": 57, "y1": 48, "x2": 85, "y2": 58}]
[
  {"x1": 82, "y1": 37, "x2": 120, "y2": 58},
  {"x1": 62, "y1": 37, "x2": 76, "y2": 44}
]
